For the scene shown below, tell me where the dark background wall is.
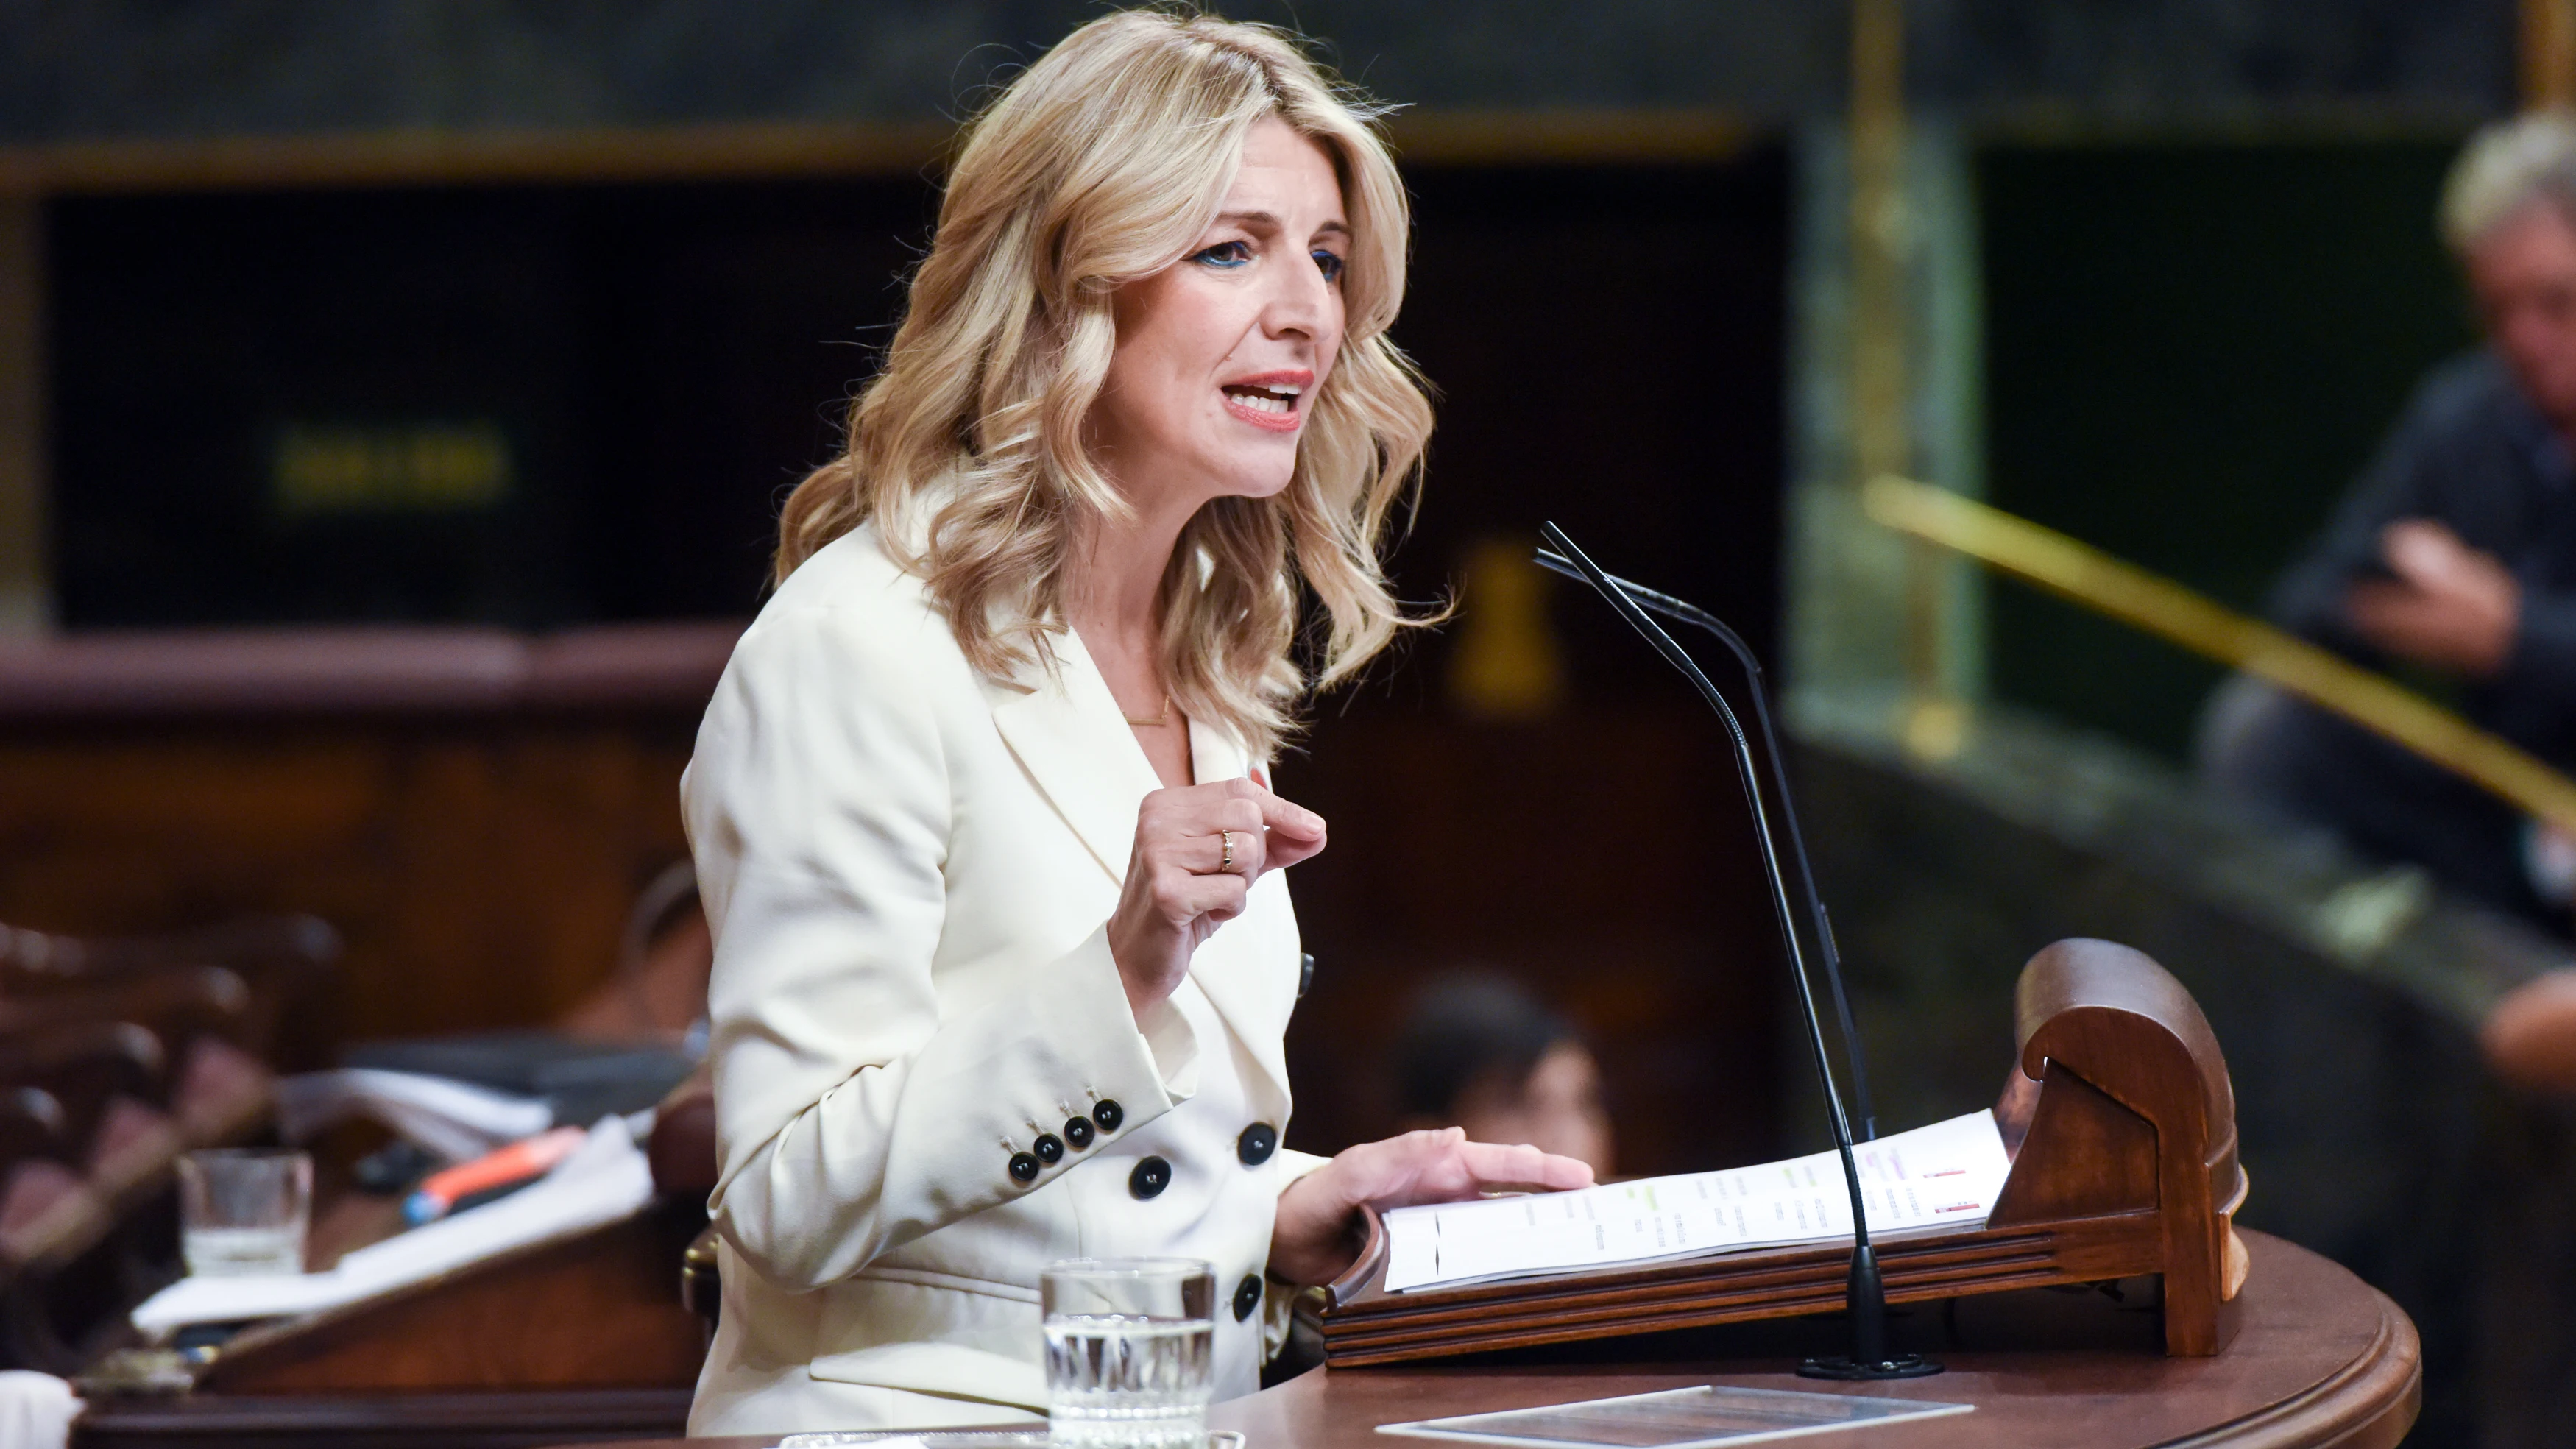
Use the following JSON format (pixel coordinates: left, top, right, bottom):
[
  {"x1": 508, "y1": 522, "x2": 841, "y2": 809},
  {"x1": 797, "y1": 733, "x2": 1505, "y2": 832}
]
[
  {"x1": 42, "y1": 159, "x2": 1791, "y2": 648},
  {"x1": 47, "y1": 180, "x2": 937, "y2": 627},
  {"x1": 1980, "y1": 135, "x2": 2478, "y2": 759},
  {"x1": 0, "y1": 1, "x2": 2527, "y2": 143}
]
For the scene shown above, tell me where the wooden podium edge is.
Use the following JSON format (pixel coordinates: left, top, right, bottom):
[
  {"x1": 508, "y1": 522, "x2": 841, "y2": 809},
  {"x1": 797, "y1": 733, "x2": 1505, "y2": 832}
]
[
  {"x1": 1250, "y1": 1233, "x2": 2422, "y2": 1449},
  {"x1": 2160, "y1": 1258, "x2": 2420, "y2": 1449},
  {"x1": 183, "y1": 1202, "x2": 707, "y2": 1395},
  {"x1": 199, "y1": 1204, "x2": 659, "y2": 1382}
]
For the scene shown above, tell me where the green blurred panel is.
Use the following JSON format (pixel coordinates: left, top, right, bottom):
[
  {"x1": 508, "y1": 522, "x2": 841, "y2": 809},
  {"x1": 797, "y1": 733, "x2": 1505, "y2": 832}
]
[{"x1": 1978, "y1": 137, "x2": 2476, "y2": 760}]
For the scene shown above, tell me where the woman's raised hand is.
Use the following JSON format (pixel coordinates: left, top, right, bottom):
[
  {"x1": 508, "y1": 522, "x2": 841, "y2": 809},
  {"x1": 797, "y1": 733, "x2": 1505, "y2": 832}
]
[
  {"x1": 1265, "y1": 1128, "x2": 1597, "y2": 1287},
  {"x1": 1108, "y1": 777, "x2": 1326, "y2": 1019}
]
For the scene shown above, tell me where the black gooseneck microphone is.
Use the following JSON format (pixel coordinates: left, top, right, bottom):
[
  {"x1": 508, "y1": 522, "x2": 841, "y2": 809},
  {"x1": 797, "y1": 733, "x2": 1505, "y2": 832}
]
[
  {"x1": 1538, "y1": 522, "x2": 1936, "y2": 1381},
  {"x1": 1532, "y1": 545, "x2": 1878, "y2": 1143}
]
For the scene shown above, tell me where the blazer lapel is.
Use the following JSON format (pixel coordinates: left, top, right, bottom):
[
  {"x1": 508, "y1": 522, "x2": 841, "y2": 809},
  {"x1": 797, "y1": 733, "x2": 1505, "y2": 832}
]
[
  {"x1": 990, "y1": 651, "x2": 1291, "y2": 1089},
  {"x1": 986, "y1": 630, "x2": 1161, "y2": 884}
]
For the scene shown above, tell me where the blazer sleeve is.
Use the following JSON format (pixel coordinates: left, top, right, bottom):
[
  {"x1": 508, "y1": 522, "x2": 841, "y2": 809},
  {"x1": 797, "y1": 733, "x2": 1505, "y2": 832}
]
[
  {"x1": 1258, "y1": 1148, "x2": 1337, "y2": 1361},
  {"x1": 686, "y1": 603, "x2": 1188, "y2": 1292}
]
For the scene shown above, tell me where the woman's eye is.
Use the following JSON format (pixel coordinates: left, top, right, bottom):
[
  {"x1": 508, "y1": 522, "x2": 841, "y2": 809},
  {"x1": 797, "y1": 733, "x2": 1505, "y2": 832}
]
[
  {"x1": 1312, "y1": 249, "x2": 1346, "y2": 283},
  {"x1": 1190, "y1": 241, "x2": 1252, "y2": 269}
]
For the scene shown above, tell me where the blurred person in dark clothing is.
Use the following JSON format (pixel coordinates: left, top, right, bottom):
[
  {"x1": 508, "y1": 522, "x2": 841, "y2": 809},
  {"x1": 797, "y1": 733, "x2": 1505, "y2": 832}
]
[
  {"x1": 2207, "y1": 113, "x2": 2576, "y2": 930},
  {"x1": 1392, "y1": 973, "x2": 1613, "y2": 1177}
]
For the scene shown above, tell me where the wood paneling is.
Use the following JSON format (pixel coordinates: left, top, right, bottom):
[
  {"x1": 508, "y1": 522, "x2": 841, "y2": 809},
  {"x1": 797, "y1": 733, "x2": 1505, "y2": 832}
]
[
  {"x1": 0, "y1": 715, "x2": 696, "y2": 1063},
  {"x1": 1279, "y1": 709, "x2": 1782, "y2": 1177}
]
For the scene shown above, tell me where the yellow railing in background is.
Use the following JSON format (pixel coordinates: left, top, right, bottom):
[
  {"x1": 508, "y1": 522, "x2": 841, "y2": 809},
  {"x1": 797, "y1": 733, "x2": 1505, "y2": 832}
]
[{"x1": 1861, "y1": 473, "x2": 2576, "y2": 836}]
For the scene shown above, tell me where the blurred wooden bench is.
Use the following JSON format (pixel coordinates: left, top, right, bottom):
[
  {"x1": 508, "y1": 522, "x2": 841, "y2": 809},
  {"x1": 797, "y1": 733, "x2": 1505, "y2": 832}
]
[
  {"x1": 34, "y1": 877, "x2": 724, "y2": 1448},
  {"x1": 0, "y1": 913, "x2": 335, "y2": 1371},
  {"x1": 72, "y1": 1078, "x2": 712, "y2": 1449}
]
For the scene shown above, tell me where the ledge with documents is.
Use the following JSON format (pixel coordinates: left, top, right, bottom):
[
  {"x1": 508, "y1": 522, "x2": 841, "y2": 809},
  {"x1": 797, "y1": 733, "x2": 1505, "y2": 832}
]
[
  {"x1": 1313, "y1": 937, "x2": 2246, "y2": 1366},
  {"x1": 1214, "y1": 1228, "x2": 2416, "y2": 1448},
  {"x1": 1232, "y1": 936, "x2": 2421, "y2": 1448}
]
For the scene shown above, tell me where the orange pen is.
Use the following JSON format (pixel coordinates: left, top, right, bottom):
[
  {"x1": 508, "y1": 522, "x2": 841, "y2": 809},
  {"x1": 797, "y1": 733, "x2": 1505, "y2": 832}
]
[{"x1": 403, "y1": 1125, "x2": 586, "y2": 1224}]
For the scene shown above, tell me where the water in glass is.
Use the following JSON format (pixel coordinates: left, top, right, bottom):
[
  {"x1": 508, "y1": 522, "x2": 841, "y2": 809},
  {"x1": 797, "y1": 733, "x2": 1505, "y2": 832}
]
[
  {"x1": 178, "y1": 1148, "x2": 311, "y2": 1278},
  {"x1": 183, "y1": 1223, "x2": 306, "y2": 1277},
  {"x1": 1044, "y1": 1314, "x2": 1214, "y2": 1448}
]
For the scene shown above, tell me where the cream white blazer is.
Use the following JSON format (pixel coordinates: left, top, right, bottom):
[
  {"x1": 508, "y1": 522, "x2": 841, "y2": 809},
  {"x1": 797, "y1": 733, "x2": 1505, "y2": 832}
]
[{"x1": 681, "y1": 525, "x2": 1323, "y2": 1435}]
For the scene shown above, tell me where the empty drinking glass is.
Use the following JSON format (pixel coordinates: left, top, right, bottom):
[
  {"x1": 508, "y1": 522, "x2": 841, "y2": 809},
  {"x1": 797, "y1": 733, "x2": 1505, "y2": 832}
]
[
  {"x1": 177, "y1": 1148, "x2": 312, "y2": 1277},
  {"x1": 1041, "y1": 1257, "x2": 1215, "y2": 1449}
]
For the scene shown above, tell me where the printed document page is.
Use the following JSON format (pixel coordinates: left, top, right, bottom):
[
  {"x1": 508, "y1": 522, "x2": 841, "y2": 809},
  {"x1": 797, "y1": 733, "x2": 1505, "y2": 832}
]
[
  {"x1": 1384, "y1": 1110, "x2": 2009, "y2": 1293},
  {"x1": 1378, "y1": 1384, "x2": 1974, "y2": 1447}
]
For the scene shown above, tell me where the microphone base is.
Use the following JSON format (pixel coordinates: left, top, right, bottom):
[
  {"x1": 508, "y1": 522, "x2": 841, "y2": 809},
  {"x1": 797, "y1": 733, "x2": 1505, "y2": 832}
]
[{"x1": 1795, "y1": 1353, "x2": 1944, "y2": 1381}]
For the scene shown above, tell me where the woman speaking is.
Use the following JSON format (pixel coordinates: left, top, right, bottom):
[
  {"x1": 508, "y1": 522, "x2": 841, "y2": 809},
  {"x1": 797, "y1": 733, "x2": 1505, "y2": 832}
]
[{"x1": 682, "y1": 10, "x2": 1594, "y2": 1433}]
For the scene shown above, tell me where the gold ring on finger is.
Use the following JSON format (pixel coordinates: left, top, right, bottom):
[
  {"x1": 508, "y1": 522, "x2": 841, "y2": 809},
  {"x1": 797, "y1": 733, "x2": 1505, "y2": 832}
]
[{"x1": 1220, "y1": 830, "x2": 1235, "y2": 873}]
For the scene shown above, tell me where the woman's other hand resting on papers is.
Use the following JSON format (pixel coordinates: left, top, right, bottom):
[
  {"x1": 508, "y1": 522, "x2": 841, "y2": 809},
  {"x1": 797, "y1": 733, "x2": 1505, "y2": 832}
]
[
  {"x1": 1265, "y1": 1128, "x2": 1596, "y2": 1286},
  {"x1": 1108, "y1": 777, "x2": 1327, "y2": 1020}
]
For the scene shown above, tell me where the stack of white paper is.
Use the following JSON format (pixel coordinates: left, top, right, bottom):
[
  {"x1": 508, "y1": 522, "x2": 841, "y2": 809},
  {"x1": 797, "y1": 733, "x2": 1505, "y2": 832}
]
[
  {"x1": 1384, "y1": 1110, "x2": 2011, "y2": 1293},
  {"x1": 273, "y1": 1067, "x2": 554, "y2": 1162},
  {"x1": 130, "y1": 1114, "x2": 654, "y2": 1333}
]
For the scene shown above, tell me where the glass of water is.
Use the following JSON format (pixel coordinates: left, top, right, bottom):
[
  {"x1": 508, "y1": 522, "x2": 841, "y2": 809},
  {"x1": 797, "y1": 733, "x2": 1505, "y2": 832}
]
[
  {"x1": 1041, "y1": 1257, "x2": 1215, "y2": 1448},
  {"x1": 177, "y1": 1148, "x2": 312, "y2": 1277}
]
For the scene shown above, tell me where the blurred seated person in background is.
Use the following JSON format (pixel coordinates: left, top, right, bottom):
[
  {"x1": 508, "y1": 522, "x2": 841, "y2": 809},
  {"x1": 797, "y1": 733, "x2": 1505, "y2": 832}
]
[
  {"x1": 556, "y1": 862, "x2": 712, "y2": 1044},
  {"x1": 2205, "y1": 113, "x2": 2576, "y2": 932},
  {"x1": 1393, "y1": 973, "x2": 1613, "y2": 1177}
]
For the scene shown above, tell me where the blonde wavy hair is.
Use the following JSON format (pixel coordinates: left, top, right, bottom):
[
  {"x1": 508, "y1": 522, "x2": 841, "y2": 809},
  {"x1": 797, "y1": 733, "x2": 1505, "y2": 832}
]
[{"x1": 774, "y1": 8, "x2": 1433, "y2": 759}]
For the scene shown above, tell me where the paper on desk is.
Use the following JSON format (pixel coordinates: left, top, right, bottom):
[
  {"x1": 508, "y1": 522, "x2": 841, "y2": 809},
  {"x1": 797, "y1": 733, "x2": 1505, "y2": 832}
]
[
  {"x1": 1384, "y1": 1110, "x2": 2011, "y2": 1293},
  {"x1": 130, "y1": 1114, "x2": 654, "y2": 1333},
  {"x1": 273, "y1": 1066, "x2": 555, "y2": 1162}
]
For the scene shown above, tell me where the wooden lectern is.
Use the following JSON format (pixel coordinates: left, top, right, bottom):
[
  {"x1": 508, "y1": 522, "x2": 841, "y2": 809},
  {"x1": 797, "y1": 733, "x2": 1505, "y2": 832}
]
[{"x1": 1314, "y1": 938, "x2": 2251, "y2": 1367}]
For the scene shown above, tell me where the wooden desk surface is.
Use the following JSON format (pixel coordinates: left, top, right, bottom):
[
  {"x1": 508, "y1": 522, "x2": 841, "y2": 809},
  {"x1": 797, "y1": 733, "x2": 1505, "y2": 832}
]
[
  {"x1": 1220, "y1": 1233, "x2": 2415, "y2": 1449},
  {"x1": 552, "y1": 1230, "x2": 2418, "y2": 1449}
]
